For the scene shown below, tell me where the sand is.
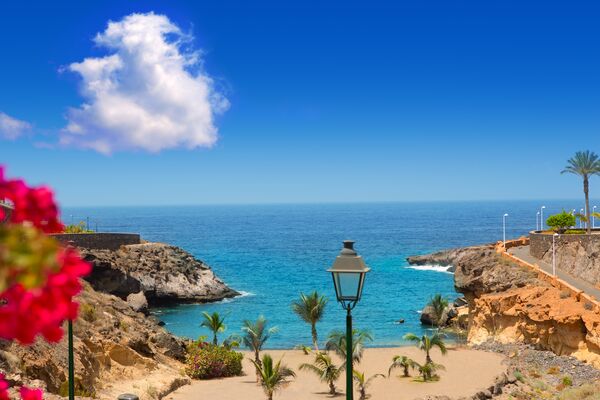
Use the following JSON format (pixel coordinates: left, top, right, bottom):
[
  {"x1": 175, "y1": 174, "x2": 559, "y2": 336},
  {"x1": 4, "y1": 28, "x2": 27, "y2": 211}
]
[{"x1": 167, "y1": 346, "x2": 506, "y2": 400}]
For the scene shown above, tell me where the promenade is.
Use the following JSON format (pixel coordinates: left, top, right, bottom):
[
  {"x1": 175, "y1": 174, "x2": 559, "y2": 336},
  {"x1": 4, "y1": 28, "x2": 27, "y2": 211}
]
[{"x1": 508, "y1": 245, "x2": 600, "y2": 300}]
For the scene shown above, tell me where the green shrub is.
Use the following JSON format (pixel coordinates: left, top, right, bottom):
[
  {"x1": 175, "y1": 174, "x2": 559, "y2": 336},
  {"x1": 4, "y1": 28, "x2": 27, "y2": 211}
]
[
  {"x1": 64, "y1": 221, "x2": 93, "y2": 233},
  {"x1": 562, "y1": 375, "x2": 573, "y2": 387},
  {"x1": 185, "y1": 342, "x2": 243, "y2": 379},
  {"x1": 546, "y1": 211, "x2": 576, "y2": 233}
]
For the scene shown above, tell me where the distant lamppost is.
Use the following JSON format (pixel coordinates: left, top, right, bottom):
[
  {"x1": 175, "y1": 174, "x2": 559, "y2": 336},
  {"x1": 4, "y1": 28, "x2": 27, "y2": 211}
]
[
  {"x1": 328, "y1": 240, "x2": 370, "y2": 400},
  {"x1": 540, "y1": 206, "x2": 546, "y2": 230},
  {"x1": 552, "y1": 233, "x2": 559, "y2": 276},
  {"x1": 503, "y1": 213, "x2": 509, "y2": 246},
  {"x1": 580, "y1": 208, "x2": 585, "y2": 229},
  {"x1": 594, "y1": 206, "x2": 597, "y2": 229},
  {"x1": 536, "y1": 211, "x2": 540, "y2": 231}
]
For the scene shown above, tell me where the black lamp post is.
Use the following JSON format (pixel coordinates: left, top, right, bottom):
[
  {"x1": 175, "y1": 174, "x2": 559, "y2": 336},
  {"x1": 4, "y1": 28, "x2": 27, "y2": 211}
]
[{"x1": 328, "y1": 240, "x2": 370, "y2": 400}]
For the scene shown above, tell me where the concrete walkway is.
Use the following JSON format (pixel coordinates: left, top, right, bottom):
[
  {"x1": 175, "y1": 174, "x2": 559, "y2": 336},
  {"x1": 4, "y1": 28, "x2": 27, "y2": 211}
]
[{"x1": 508, "y1": 245, "x2": 600, "y2": 300}]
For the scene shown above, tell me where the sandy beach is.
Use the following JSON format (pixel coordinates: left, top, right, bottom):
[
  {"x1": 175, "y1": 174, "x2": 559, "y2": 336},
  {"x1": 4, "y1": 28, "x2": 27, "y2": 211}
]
[{"x1": 167, "y1": 346, "x2": 506, "y2": 400}]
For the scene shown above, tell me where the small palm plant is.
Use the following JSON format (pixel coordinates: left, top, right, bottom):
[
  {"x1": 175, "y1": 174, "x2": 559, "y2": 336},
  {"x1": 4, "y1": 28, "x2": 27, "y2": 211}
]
[
  {"x1": 562, "y1": 150, "x2": 600, "y2": 234},
  {"x1": 242, "y1": 316, "x2": 278, "y2": 380},
  {"x1": 291, "y1": 291, "x2": 328, "y2": 351},
  {"x1": 299, "y1": 352, "x2": 343, "y2": 395},
  {"x1": 428, "y1": 294, "x2": 449, "y2": 328},
  {"x1": 353, "y1": 370, "x2": 384, "y2": 400},
  {"x1": 415, "y1": 361, "x2": 445, "y2": 382},
  {"x1": 388, "y1": 355, "x2": 417, "y2": 378},
  {"x1": 251, "y1": 354, "x2": 296, "y2": 400},
  {"x1": 200, "y1": 311, "x2": 226, "y2": 345},
  {"x1": 326, "y1": 328, "x2": 373, "y2": 364},
  {"x1": 403, "y1": 332, "x2": 447, "y2": 364}
]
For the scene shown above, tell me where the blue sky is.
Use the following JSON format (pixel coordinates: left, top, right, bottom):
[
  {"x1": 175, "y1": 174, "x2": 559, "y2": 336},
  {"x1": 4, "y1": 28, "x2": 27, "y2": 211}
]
[{"x1": 0, "y1": 0, "x2": 599, "y2": 206}]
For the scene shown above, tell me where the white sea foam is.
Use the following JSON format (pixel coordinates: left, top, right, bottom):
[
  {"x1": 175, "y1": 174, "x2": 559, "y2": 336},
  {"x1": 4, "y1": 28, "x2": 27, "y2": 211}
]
[
  {"x1": 217, "y1": 290, "x2": 255, "y2": 304},
  {"x1": 406, "y1": 264, "x2": 454, "y2": 274}
]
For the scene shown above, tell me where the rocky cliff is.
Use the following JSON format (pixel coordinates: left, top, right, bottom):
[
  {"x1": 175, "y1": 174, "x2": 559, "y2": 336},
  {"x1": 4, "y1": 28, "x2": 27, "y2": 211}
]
[
  {"x1": 82, "y1": 242, "x2": 239, "y2": 306},
  {"x1": 0, "y1": 282, "x2": 190, "y2": 400},
  {"x1": 539, "y1": 240, "x2": 600, "y2": 286},
  {"x1": 408, "y1": 244, "x2": 600, "y2": 368}
]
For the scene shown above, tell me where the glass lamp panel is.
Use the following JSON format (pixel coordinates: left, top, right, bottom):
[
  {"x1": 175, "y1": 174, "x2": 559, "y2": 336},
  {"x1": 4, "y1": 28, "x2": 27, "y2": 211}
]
[{"x1": 333, "y1": 272, "x2": 361, "y2": 301}]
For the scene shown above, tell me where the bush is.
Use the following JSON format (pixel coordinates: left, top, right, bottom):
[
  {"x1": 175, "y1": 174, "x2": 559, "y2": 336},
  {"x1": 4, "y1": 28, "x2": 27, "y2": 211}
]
[
  {"x1": 185, "y1": 342, "x2": 243, "y2": 379},
  {"x1": 64, "y1": 221, "x2": 93, "y2": 233},
  {"x1": 546, "y1": 211, "x2": 576, "y2": 233}
]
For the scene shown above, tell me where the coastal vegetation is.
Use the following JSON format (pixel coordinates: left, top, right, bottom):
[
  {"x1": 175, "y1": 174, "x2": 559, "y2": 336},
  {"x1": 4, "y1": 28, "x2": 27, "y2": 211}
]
[
  {"x1": 546, "y1": 211, "x2": 577, "y2": 233},
  {"x1": 427, "y1": 294, "x2": 449, "y2": 328},
  {"x1": 299, "y1": 352, "x2": 343, "y2": 395},
  {"x1": 200, "y1": 311, "x2": 227, "y2": 345},
  {"x1": 325, "y1": 328, "x2": 373, "y2": 363},
  {"x1": 185, "y1": 341, "x2": 243, "y2": 379},
  {"x1": 251, "y1": 354, "x2": 296, "y2": 400},
  {"x1": 291, "y1": 291, "x2": 328, "y2": 351},
  {"x1": 242, "y1": 316, "x2": 278, "y2": 379},
  {"x1": 388, "y1": 355, "x2": 417, "y2": 378},
  {"x1": 403, "y1": 332, "x2": 447, "y2": 364},
  {"x1": 352, "y1": 370, "x2": 384, "y2": 400},
  {"x1": 63, "y1": 220, "x2": 93, "y2": 233},
  {"x1": 561, "y1": 150, "x2": 600, "y2": 234}
]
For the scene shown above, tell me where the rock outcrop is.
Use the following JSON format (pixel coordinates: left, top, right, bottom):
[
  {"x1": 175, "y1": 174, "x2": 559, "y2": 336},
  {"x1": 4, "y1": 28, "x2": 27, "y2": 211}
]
[
  {"x1": 0, "y1": 282, "x2": 190, "y2": 399},
  {"x1": 539, "y1": 240, "x2": 600, "y2": 286},
  {"x1": 82, "y1": 242, "x2": 239, "y2": 305},
  {"x1": 408, "y1": 244, "x2": 600, "y2": 368}
]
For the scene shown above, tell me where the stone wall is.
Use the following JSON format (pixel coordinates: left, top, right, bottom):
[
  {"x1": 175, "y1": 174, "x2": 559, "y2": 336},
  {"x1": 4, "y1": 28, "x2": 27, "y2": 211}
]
[
  {"x1": 50, "y1": 232, "x2": 141, "y2": 250},
  {"x1": 530, "y1": 231, "x2": 600, "y2": 258}
]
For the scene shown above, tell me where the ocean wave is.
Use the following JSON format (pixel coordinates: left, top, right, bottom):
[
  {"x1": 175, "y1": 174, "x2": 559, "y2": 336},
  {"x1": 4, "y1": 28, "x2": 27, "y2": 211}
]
[
  {"x1": 217, "y1": 290, "x2": 256, "y2": 304},
  {"x1": 405, "y1": 264, "x2": 453, "y2": 274}
]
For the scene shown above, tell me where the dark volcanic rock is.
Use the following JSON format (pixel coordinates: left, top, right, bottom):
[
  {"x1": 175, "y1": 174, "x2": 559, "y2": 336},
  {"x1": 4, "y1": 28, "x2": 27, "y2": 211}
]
[{"x1": 82, "y1": 242, "x2": 239, "y2": 304}]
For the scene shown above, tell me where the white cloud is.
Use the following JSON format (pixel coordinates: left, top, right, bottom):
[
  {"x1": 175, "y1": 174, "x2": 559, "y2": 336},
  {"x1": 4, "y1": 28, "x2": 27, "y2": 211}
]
[
  {"x1": 0, "y1": 112, "x2": 31, "y2": 140},
  {"x1": 62, "y1": 12, "x2": 229, "y2": 154}
]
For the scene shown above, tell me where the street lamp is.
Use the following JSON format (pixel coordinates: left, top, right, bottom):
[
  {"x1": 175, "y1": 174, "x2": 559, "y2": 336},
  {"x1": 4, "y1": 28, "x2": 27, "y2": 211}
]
[
  {"x1": 552, "y1": 233, "x2": 559, "y2": 276},
  {"x1": 540, "y1": 206, "x2": 546, "y2": 230},
  {"x1": 328, "y1": 240, "x2": 370, "y2": 400},
  {"x1": 503, "y1": 213, "x2": 509, "y2": 246},
  {"x1": 580, "y1": 208, "x2": 585, "y2": 229},
  {"x1": 536, "y1": 211, "x2": 540, "y2": 231}
]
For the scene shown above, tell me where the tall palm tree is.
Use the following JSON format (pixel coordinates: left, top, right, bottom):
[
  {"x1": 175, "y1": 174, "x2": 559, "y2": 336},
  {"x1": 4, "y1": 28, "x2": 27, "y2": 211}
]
[
  {"x1": 352, "y1": 370, "x2": 384, "y2": 400},
  {"x1": 242, "y1": 316, "x2": 278, "y2": 379},
  {"x1": 562, "y1": 150, "x2": 600, "y2": 234},
  {"x1": 388, "y1": 355, "x2": 417, "y2": 378},
  {"x1": 299, "y1": 353, "x2": 343, "y2": 395},
  {"x1": 251, "y1": 354, "x2": 296, "y2": 400},
  {"x1": 325, "y1": 329, "x2": 373, "y2": 364},
  {"x1": 428, "y1": 294, "x2": 449, "y2": 327},
  {"x1": 403, "y1": 332, "x2": 447, "y2": 364},
  {"x1": 291, "y1": 291, "x2": 328, "y2": 351},
  {"x1": 200, "y1": 311, "x2": 226, "y2": 345}
]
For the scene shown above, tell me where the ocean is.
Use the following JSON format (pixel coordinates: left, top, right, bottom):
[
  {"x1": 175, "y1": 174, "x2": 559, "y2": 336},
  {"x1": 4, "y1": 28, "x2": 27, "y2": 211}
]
[{"x1": 64, "y1": 200, "x2": 586, "y2": 348}]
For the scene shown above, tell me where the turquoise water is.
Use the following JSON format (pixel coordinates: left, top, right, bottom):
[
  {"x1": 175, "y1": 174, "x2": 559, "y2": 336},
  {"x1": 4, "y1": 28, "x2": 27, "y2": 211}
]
[{"x1": 64, "y1": 200, "x2": 585, "y2": 348}]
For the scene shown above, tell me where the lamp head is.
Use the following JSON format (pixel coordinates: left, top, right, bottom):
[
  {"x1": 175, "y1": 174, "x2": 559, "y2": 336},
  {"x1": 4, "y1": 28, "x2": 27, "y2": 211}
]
[{"x1": 328, "y1": 240, "x2": 370, "y2": 310}]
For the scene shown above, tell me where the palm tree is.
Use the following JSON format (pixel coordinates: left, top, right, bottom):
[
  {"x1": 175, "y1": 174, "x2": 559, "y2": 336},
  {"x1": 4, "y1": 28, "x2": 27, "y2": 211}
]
[
  {"x1": 415, "y1": 361, "x2": 445, "y2": 382},
  {"x1": 428, "y1": 294, "x2": 449, "y2": 327},
  {"x1": 291, "y1": 291, "x2": 328, "y2": 351},
  {"x1": 352, "y1": 370, "x2": 384, "y2": 400},
  {"x1": 403, "y1": 332, "x2": 447, "y2": 364},
  {"x1": 562, "y1": 150, "x2": 600, "y2": 234},
  {"x1": 388, "y1": 355, "x2": 417, "y2": 378},
  {"x1": 251, "y1": 354, "x2": 296, "y2": 400},
  {"x1": 325, "y1": 328, "x2": 373, "y2": 364},
  {"x1": 299, "y1": 353, "x2": 343, "y2": 395},
  {"x1": 200, "y1": 311, "x2": 226, "y2": 345},
  {"x1": 242, "y1": 316, "x2": 278, "y2": 379}
]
